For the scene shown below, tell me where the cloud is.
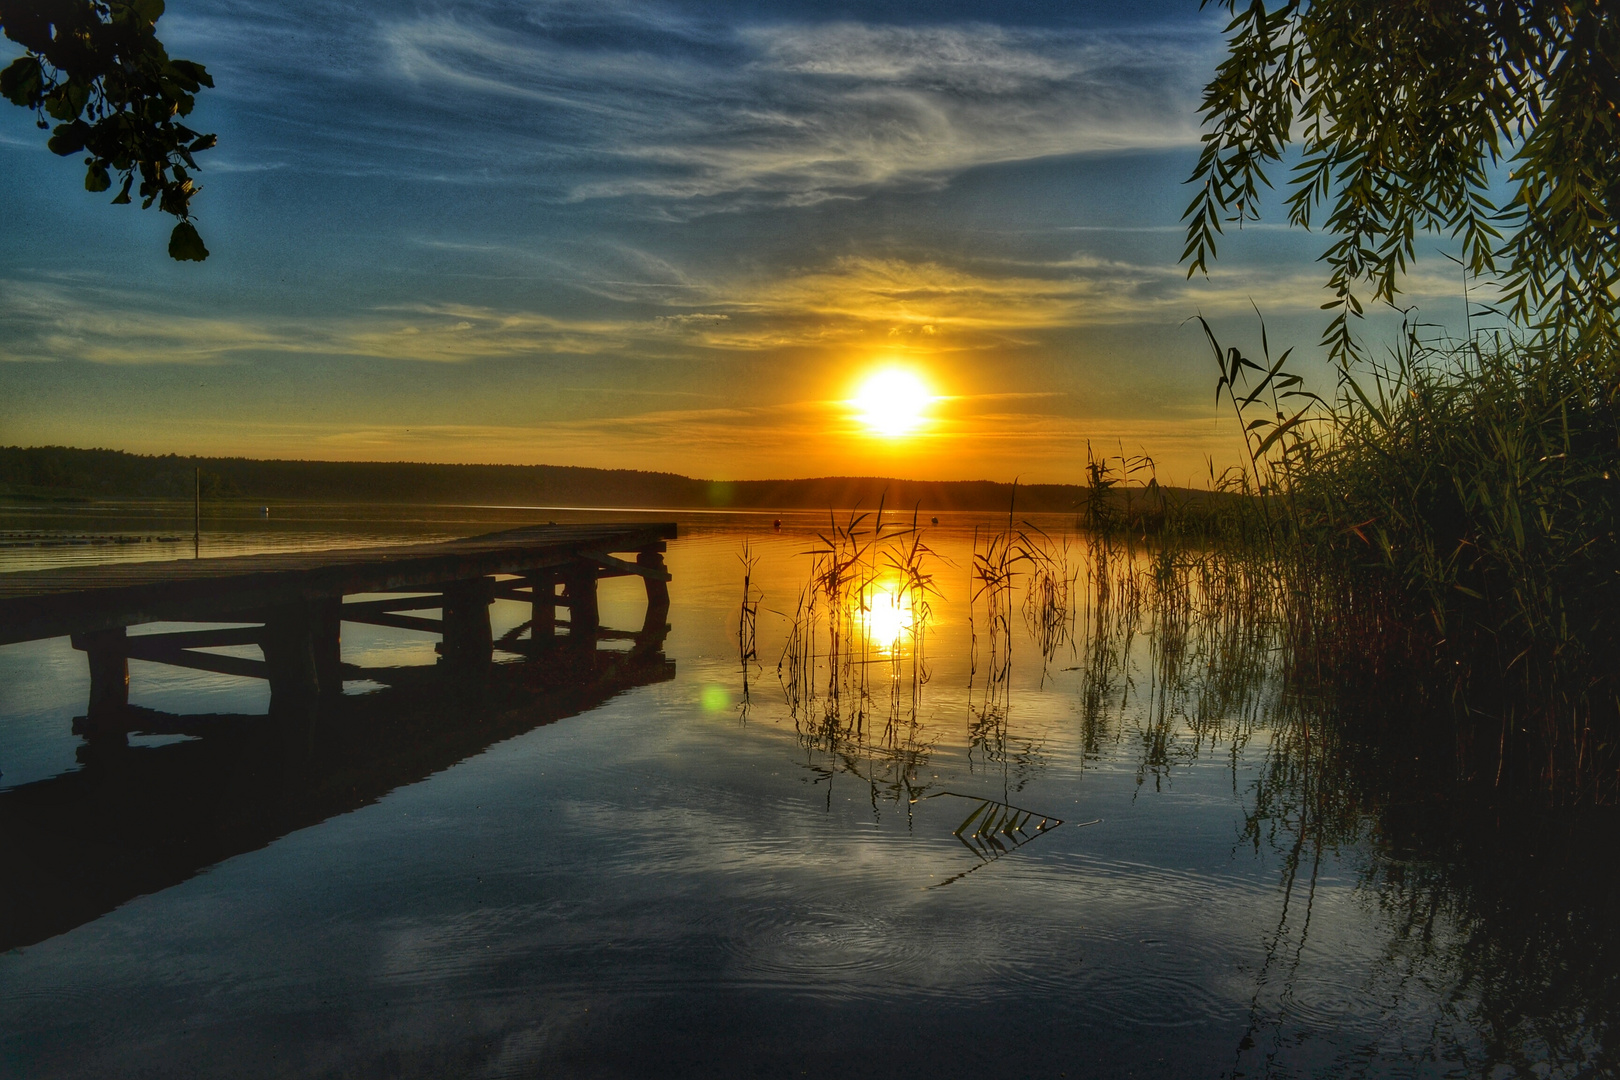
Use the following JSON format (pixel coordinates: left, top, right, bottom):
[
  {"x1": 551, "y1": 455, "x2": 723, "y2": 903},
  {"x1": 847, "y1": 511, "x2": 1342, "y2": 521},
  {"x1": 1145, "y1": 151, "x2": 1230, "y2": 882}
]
[
  {"x1": 1, "y1": 243, "x2": 1475, "y2": 369},
  {"x1": 368, "y1": 7, "x2": 1216, "y2": 208},
  {"x1": 204, "y1": 159, "x2": 291, "y2": 174},
  {"x1": 653, "y1": 313, "x2": 730, "y2": 331},
  {"x1": 0, "y1": 283, "x2": 671, "y2": 366},
  {"x1": 631, "y1": 254, "x2": 1384, "y2": 351}
]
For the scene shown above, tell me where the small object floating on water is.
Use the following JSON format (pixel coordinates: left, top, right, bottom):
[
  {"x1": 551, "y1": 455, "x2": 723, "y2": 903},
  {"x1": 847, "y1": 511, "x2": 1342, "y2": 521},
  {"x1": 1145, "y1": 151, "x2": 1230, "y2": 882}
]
[
  {"x1": 259, "y1": 506, "x2": 270, "y2": 518},
  {"x1": 931, "y1": 516, "x2": 939, "y2": 525},
  {"x1": 772, "y1": 519, "x2": 782, "y2": 529}
]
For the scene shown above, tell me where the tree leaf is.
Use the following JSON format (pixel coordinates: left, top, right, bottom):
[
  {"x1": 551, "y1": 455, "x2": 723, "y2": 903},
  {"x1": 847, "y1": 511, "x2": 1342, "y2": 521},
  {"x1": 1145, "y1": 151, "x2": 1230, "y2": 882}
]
[
  {"x1": 130, "y1": 0, "x2": 167, "y2": 26},
  {"x1": 168, "y1": 220, "x2": 209, "y2": 262},
  {"x1": 0, "y1": 56, "x2": 44, "y2": 108},
  {"x1": 46, "y1": 121, "x2": 88, "y2": 156}
]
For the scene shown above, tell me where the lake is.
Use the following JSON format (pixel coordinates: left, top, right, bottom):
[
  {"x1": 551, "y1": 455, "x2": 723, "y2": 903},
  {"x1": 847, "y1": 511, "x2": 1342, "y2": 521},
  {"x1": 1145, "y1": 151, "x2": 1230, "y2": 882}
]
[{"x1": 0, "y1": 502, "x2": 1615, "y2": 1078}]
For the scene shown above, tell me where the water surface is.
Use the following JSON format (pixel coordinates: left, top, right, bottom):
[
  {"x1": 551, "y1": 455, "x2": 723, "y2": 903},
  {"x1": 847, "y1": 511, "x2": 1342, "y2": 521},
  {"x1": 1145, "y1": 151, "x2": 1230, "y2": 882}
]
[{"x1": 0, "y1": 503, "x2": 1614, "y2": 1078}]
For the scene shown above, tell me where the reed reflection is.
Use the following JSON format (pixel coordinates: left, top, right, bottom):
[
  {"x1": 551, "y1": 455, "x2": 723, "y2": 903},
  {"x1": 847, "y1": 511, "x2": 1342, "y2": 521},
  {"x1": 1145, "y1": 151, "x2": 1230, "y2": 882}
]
[
  {"x1": 1070, "y1": 503, "x2": 1620, "y2": 1077},
  {"x1": 740, "y1": 486, "x2": 1620, "y2": 1073},
  {"x1": 925, "y1": 791, "x2": 1081, "y2": 889}
]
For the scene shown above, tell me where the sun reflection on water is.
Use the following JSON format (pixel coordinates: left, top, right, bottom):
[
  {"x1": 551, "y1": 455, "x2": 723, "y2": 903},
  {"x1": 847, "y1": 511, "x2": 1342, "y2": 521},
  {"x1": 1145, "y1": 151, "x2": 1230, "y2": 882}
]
[{"x1": 857, "y1": 580, "x2": 916, "y2": 653}]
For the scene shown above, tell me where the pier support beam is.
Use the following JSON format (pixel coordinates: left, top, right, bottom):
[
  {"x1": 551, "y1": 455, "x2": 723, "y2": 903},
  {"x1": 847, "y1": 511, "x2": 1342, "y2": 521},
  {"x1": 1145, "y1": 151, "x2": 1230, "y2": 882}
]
[
  {"x1": 526, "y1": 571, "x2": 558, "y2": 648},
  {"x1": 441, "y1": 578, "x2": 493, "y2": 672},
  {"x1": 71, "y1": 627, "x2": 129, "y2": 720},
  {"x1": 638, "y1": 549, "x2": 670, "y2": 612},
  {"x1": 262, "y1": 603, "x2": 322, "y2": 712},
  {"x1": 562, "y1": 565, "x2": 598, "y2": 649},
  {"x1": 635, "y1": 550, "x2": 671, "y2": 655},
  {"x1": 312, "y1": 598, "x2": 343, "y2": 697}
]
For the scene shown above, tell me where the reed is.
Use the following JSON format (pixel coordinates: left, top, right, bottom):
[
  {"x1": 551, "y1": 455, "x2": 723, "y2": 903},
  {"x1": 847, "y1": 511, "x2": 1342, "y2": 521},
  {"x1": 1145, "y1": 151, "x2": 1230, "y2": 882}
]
[
  {"x1": 737, "y1": 541, "x2": 761, "y2": 667},
  {"x1": 1017, "y1": 524, "x2": 1076, "y2": 675},
  {"x1": 766, "y1": 504, "x2": 945, "y2": 813},
  {"x1": 970, "y1": 527, "x2": 1015, "y2": 683},
  {"x1": 1195, "y1": 314, "x2": 1620, "y2": 803}
]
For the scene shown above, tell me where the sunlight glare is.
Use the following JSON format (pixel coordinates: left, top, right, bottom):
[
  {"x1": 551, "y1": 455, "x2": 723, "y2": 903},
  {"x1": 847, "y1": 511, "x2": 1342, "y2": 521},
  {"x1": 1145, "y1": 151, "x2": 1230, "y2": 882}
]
[
  {"x1": 860, "y1": 581, "x2": 915, "y2": 652},
  {"x1": 853, "y1": 368, "x2": 933, "y2": 438}
]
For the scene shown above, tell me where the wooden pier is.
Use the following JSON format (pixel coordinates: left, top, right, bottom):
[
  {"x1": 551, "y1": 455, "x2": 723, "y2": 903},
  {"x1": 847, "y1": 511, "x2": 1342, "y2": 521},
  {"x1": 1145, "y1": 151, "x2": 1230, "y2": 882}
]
[{"x1": 0, "y1": 522, "x2": 676, "y2": 715}]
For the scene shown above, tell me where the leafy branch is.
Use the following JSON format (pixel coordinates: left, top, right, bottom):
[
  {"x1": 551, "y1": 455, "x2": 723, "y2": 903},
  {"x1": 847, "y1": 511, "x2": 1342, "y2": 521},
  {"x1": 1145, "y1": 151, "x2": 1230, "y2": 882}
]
[
  {"x1": 1185, "y1": 0, "x2": 1619, "y2": 366},
  {"x1": 1, "y1": 0, "x2": 216, "y2": 260}
]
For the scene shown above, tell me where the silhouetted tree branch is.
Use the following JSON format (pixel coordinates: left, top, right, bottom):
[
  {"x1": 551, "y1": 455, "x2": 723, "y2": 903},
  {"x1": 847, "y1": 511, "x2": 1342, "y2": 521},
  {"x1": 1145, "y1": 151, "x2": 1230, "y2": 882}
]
[
  {"x1": 1, "y1": 0, "x2": 215, "y2": 260},
  {"x1": 1184, "y1": 0, "x2": 1620, "y2": 364}
]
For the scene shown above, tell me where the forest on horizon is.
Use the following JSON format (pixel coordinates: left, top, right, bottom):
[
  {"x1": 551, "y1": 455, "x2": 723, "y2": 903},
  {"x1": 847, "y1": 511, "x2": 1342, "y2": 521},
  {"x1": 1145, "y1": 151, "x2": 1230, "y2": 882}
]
[{"x1": 0, "y1": 444, "x2": 1163, "y2": 514}]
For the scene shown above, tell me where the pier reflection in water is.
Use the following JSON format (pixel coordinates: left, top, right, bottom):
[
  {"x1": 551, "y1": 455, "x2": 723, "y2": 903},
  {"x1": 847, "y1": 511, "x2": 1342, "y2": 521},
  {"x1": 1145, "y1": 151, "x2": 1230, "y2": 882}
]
[
  {"x1": 0, "y1": 509, "x2": 1616, "y2": 1078},
  {"x1": 0, "y1": 644, "x2": 674, "y2": 952}
]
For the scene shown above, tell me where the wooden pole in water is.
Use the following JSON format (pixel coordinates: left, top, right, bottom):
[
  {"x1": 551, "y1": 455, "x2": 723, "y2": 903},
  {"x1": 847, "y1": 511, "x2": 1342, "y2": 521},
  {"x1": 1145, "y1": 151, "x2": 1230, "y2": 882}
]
[{"x1": 193, "y1": 465, "x2": 201, "y2": 558}]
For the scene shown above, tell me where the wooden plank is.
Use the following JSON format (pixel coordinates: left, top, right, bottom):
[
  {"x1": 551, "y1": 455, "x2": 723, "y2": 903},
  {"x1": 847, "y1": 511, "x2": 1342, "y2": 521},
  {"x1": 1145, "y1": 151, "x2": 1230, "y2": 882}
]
[
  {"x1": 123, "y1": 641, "x2": 269, "y2": 681},
  {"x1": 123, "y1": 625, "x2": 265, "y2": 649},
  {"x1": 0, "y1": 523, "x2": 675, "y2": 600},
  {"x1": 489, "y1": 582, "x2": 537, "y2": 603},
  {"x1": 341, "y1": 596, "x2": 445, "y2": 617},
  {"x1": 581, "y1": 550, "x2": 673, "y2": 582},
  {"x1": 0, "y1": 522, "x2": 677, "y2": 645},
  {"x1": 342, "y1": 611, "x2": 444, "y2": 634},
  {"x1": 489, "y1": 581, "x2": 581, "y2": 604}
]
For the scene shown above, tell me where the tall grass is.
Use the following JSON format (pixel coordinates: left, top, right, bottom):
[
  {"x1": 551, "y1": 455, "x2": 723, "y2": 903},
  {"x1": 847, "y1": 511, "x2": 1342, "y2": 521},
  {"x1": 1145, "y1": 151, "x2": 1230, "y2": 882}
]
[
  {"x1": 769, "y1": 505, "x2": 942, "y2": 813},
  {"x1": 1199, "y1": 315, "x2": 1620, "y2": 803}
]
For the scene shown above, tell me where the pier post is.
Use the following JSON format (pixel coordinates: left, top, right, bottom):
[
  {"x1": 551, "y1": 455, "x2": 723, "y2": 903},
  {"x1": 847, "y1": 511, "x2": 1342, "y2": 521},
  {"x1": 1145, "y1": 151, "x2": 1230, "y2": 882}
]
[
  {"x1": 71, "y1": 627, "x2": 129, "y2": 719},
  {"x1": 527, "y1": 571, "x2": 558, "y2": 648},
  {"x1": 562, "y1": 565, "x2": 598, "y2": 649},
  {"x1": 635, "y1": 550, "x2": 670, "y2": 655},
  {"x1": 638, "y1": 549, "x2": 670, "y2": 612},
  {"x1": 312, "y1": 598, "x2": 343, "y2": 697},
  {"x1": 441, "y1": 578, "x2": 493, "y2": 672},
  {"x1": 262, "y1": 603, "x2": 322, "y2": 711}
]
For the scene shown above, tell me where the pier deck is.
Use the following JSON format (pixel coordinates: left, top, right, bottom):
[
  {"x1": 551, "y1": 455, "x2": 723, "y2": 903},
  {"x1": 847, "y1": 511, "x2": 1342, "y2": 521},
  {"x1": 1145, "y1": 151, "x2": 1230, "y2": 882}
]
[{"x1": 0, "y1": 522, "x2": 677, "y2": 713}]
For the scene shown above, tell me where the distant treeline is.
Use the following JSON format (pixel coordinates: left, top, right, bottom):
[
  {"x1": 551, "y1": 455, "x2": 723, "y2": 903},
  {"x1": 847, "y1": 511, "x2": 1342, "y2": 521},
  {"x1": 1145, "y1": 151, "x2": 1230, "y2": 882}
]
[{"x1": 0, "y1": 445, "x2": 1156, "y2": 513}]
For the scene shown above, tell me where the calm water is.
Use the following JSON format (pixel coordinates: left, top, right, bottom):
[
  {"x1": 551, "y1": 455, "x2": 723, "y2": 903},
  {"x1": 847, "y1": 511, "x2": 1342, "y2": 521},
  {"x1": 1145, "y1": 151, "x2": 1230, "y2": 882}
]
[{"x1": 0, "y1": 503, "x2": 1615, "y2": 1078}]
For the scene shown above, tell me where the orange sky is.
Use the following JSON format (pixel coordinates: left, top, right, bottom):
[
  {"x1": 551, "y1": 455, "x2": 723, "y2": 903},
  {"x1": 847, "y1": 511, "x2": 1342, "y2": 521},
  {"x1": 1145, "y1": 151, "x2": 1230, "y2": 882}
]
[{"x1": 0, "y1": 2, "x2": 1477, "y2": 487}]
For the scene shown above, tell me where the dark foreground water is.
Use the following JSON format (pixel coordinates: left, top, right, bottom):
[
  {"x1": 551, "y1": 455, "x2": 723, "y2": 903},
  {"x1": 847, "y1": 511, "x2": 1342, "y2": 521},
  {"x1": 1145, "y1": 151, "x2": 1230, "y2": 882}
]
[{"x1": 0, "y1": 503, "x2": 1615, "y2": 1079}]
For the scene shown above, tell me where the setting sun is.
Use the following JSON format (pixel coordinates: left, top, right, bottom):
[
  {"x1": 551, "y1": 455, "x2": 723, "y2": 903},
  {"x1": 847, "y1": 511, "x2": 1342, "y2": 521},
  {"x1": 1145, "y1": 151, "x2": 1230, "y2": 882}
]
[{"x1": 852, "y1": 368, "x2": 933, "y2": 438}]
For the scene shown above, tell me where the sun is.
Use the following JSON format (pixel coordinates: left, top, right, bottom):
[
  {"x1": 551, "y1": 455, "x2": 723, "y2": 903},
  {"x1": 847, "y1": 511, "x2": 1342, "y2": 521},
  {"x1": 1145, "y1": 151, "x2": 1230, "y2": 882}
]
[{"x1": 853, "y1": 368, "x2": 933, "y2": 438}]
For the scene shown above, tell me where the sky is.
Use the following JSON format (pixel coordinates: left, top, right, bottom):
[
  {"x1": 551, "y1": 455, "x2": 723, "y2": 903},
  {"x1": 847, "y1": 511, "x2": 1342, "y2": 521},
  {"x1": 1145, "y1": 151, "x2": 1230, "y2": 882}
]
[{"x1": 0, "y1": 0, "x2": 1479, "y2": 485}]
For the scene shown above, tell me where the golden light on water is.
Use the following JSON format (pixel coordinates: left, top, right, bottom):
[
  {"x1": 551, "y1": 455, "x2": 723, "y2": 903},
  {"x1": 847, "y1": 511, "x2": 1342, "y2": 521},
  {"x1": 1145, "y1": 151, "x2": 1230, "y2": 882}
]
[
  {"x1": 852, "y1": 367, "x2": 933, "y2": 438},
  {"x1": 858, "y1": 580, "x2": 915, "y2": 652}
]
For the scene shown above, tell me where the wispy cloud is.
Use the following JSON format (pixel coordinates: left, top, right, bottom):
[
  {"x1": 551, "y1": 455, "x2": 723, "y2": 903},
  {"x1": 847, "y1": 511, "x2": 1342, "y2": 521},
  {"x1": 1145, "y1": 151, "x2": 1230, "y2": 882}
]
[
  {"x1": 562, "y1": 22, "x2": 1212, "y2": 205},
  {"x1": 0, "y1": 283, "x2": 674, "y2": 366},
  {"x1": 1, "y1": 245, "x2": 1476, "y2": 369},
  {"x1": 172, "y1": 1, "x2": 1217, "y2": 211},
  {"x1": 631, "y1": 254, "x2": 1411, "y2": 350}
]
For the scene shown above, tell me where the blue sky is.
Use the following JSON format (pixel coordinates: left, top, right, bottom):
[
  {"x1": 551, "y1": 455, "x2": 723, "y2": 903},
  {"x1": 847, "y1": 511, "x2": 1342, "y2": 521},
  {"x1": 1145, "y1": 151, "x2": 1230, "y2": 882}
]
[{"x1": 0, "y1": 0, "x2": 1475, "y2": 484}]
